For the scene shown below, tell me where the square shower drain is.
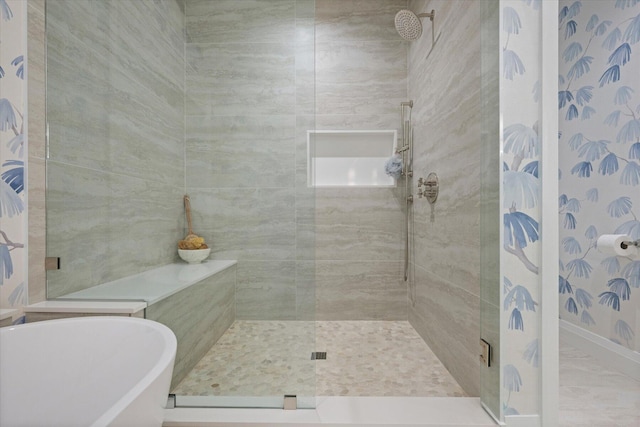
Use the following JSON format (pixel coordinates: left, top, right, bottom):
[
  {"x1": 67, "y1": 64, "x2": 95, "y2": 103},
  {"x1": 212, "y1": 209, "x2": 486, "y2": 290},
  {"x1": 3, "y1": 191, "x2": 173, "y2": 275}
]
[{"x1": 311, "y1": 352, "x2": 327, "y2": 360}]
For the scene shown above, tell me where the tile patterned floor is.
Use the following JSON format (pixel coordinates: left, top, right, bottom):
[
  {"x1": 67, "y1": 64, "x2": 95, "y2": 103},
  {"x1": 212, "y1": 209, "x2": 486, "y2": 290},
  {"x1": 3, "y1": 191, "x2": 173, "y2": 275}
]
[
  {"x1": 172, "y1": 320, "x2": 467, "y2": 398},
  {"x1": 559, "y1": 342, "x2": 640, "y2": 427}
]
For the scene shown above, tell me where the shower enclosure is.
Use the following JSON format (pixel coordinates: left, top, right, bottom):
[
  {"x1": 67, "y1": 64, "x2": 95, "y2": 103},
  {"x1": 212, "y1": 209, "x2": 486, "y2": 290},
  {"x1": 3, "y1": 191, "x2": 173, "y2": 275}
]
[
  {"x1": 44, "y1": 0, "x2": 318, "y2": 408},
  {"x1": 43, "y1": 0, "x2": 502, "y2": 416}
]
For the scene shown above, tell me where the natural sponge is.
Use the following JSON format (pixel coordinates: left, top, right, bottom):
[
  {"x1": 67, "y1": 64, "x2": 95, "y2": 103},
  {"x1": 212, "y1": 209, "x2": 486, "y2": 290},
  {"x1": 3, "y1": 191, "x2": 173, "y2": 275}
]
[
  {"x1": 178, "y1": 235, "x2": 207, "y2": 250},
  {"x1": 178, "y1": 195, "x2": 209, "y2": 250}
]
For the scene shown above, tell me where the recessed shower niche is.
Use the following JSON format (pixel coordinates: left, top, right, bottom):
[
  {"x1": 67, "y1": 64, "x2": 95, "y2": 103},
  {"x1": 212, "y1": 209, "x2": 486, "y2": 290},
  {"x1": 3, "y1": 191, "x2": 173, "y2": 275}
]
[{"x1": 307, "y1": 130, "x2": 397, "y2": 187}]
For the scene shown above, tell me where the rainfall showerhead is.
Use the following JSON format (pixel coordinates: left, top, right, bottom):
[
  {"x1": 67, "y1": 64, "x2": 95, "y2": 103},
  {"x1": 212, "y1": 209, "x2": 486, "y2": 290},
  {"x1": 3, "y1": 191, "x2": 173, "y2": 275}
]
[{"x1": 394, "y1": 9, "x2": 435, "y2": 42}]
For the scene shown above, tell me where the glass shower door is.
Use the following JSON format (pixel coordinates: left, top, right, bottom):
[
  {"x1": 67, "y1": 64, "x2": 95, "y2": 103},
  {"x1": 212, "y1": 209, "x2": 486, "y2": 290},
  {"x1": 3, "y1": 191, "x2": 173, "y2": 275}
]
[
  {"x1": 174, "y1": 0, "x2": 317, "y2": 409},
  {"x1": 44, "y1": 0, "x2": 317, "y2": 409}
]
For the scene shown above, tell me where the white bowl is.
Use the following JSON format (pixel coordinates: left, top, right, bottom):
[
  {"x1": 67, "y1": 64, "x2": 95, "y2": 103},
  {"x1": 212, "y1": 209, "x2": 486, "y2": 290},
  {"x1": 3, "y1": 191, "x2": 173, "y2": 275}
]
[{"x1": 178, "y1": 248, "x2": 211, "y2": 264}]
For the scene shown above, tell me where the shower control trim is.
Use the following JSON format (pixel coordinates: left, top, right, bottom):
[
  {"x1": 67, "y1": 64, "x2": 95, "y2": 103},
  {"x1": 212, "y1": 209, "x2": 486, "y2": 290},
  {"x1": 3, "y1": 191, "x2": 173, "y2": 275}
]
[
  {"x1": 424, "y1": 173, "x2": 439, "y2": 204},
  {"x1": 416, "y1": 174, "x2": 438, "y2": 203}
]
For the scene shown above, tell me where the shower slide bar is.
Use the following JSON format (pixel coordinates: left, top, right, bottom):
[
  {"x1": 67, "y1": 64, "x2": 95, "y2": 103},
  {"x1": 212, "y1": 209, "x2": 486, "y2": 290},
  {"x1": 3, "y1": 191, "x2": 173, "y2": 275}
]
[{"x1": 401, "y1": 101, "x2": 414, "y2": 282}]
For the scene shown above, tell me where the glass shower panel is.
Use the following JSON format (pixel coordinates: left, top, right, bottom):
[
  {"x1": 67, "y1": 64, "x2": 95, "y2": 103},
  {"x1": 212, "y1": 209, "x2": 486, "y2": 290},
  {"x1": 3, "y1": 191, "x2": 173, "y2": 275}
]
[
  {"x1": 44, "y1": 0, "x2": 316, "y2": 409},
  {"x1": 480, "y1": 0, "x2": 501, "y2": 419},
  {"x1": 45, "y1": 0, "x2": 118, "y2": 298},
  {"x1": 178, "y1": 0, "x2": 317, "y2": 408},
  {"x1": 45, "y1": 0, "x2": 187, "y2": 298}
]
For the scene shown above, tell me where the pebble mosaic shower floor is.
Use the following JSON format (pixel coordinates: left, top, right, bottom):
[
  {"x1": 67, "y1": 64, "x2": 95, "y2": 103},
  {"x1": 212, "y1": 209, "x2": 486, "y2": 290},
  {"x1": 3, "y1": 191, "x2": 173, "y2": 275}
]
[{"x1": 172, "y1": 321, "x2": 467, "y2": 398}]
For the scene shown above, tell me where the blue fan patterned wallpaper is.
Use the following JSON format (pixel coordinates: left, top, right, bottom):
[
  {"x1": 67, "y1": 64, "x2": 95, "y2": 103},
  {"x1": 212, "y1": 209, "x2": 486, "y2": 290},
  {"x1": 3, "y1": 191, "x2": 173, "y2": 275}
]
[
  {"x1": 0, "y1": 0, "x2": 26, "y2": 324},
  {"x1": 501, "y1": 0, "x2": 542, "y2": 416},
  {"x1": 558, "y1": 0, "x2": 640, "y2": 352}
]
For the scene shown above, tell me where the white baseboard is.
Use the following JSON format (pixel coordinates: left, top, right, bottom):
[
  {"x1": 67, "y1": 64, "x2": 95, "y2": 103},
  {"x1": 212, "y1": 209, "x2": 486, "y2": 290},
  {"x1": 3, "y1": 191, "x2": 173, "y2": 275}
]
[
  {"x1": 504, "y1": 415, "x2": 540, "y2": 427},
  {"x1": 559, "y1": 319, "x2": 640, "y2": 381}
]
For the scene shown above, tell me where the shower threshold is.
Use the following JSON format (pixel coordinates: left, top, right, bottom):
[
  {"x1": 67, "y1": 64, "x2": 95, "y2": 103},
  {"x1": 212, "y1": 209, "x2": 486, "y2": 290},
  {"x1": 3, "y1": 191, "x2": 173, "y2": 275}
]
[{"x1": 163, "y1": 396, "x2": 497, "y2": 426}]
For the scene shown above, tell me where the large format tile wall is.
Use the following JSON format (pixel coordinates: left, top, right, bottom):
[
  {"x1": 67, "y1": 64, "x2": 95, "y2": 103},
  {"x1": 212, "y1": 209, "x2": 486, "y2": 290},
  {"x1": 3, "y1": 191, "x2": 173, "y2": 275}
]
[
  {"x1": 27, "y1": 0, "x2": 47, "y2": 306},
  {"x1": 186, "y1": 0, "x2": 408, "y2": 321},
  {"x1": 407, "y1": 0, "x2": 482, "y2": 396},
  {"x1": 478, "y1": 0, "x2": 500, "y2": 415},
  {"x1": 146, "y1": 265, "x2": 236, "y2": 388},
  {"x1": 184, "y1": 0, "x2": 305, "y2": 320},
  {"x1": 45, "y1": 0, "x2": 186, "y2": 297},
  {"x1": 310, "y1": 0, "x2": 408, "y2": 320}
]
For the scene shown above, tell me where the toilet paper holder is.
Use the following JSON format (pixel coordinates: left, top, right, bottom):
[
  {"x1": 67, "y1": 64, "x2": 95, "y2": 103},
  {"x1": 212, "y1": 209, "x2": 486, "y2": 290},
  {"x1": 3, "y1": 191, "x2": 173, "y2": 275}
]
[{"x1": 621, "y1": 239, "x2": 640, "y2": 249}]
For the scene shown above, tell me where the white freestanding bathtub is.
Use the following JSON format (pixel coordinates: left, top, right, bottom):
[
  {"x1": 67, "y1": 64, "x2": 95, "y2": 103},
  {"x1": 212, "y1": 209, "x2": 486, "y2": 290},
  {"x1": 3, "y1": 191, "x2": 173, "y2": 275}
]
[{"x1": 0, "y1": 316, "x2": 177, "y2": 427}]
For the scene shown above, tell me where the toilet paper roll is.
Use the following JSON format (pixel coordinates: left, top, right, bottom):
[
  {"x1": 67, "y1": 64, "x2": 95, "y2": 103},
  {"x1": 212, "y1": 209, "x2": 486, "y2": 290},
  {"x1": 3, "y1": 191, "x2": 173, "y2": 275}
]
[{"x1": 597, "y1": 234, "x2": 638, "y2": 257}]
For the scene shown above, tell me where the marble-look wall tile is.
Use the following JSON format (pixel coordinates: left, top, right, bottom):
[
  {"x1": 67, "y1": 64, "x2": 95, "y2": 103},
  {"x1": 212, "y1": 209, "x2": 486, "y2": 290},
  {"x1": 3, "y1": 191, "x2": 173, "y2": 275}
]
[
  {"x1": 297, "y1": 188, "x2": 404, "y2": 261},
  {"x1": 106, "y1": 175, "x2": 184, "y2": 282},
  {"x1": 184, "y1": 0, "x2": 304, "y2": 321},
  {"x1": 45, "y1": 20, "x2": 110, "y2": 168},
  {"x1": 315, "y1": 0, "x2": 407, "y2": 42},
  {"x1": 411, "y1": 134, "x2": 481, "y2": 296},
  {"x1": 314, "y1": 114, "x2": 404, "y2": 133},
  {"x1": 407, "y1": 0, "x2": 482, "y2": 396},
  {"x1": 46, "y1": 163, "x2": 112, "y2": 298},
  {"x1": 123, "y1": 0, "x2": 185, "y2": 57},
  {"x1": 46, "y1": 2, "x2": 185, "y2": 101},
  {"x1": 296, "y1": 113, "x2": 404, "y2": 260},
  {"x1": 314, "y1": 260, "x2": 406, "y2": 320},
  {"x1": 186, "y1": 115, "x2": 296, "y2": 189},
  {"x1": 44, "y1": 0, "x2": 186, "y2": 299},
  {"x1": 409, "y1": 264, "x2": 480, "y2": 396},
  {"x1": 27, "y1": 1, "x2": 47, "y2": 304},
  {"x1": 184, "y1": 0, "x2": 409, "y2": 321},
  {"x1": 315, "y1": 40, "x2": 407, "y2": 115},
  {"x1": 236, "y1": 261, "x2": 296, "y2": 320},
  {"x1": 27, "y1": 1, "x2": 46, "y2": 160},
  {"x1": 294, "y1": 116, "x2": 315, "y2": 189},
  {"x1": 46, "y1": 162, "x2": 185, "y2": 297},
  {"x1": 479, "y1": 0, "x2": 501, "y2": 311},
  {"x1": 47, "y1": 25, "x2": 184, "y2": 186},
  {"x1": 46, "y1": 0, "x2": 185, "y2": 179},
  {"x1": 478, "y1": 0, "x2": 500, "y2": 410},
  {"x1": 28, "y1": 0, "x2": 44, "y2": 14},
  {"x1": 297, "y1": 1, "x2": 408, "y2": 320},
  {"x1": 185, "y1": 0, "x2": 295, "y2": 44},
  {"x1": 27, "y1": 158, "x2": 46, "y2": 303},
  {"x1": 296, "y1": 18, "x2": 315, "y2": 115},
  {"x1": 113, "y1": 1, "x2": 185, "y2": 72},
  {"x1": 146, "y1": 266, "x2": 236, "y2": 388},
  {"x1": 189, "y1": 188, "x2": 296, "y2": 261},
  {"x1": 295, "y1": 0, "x2": 315, "y2": 19},
  {"x1": 186, "y1": 42, "x2": 295, "y2": 116}
]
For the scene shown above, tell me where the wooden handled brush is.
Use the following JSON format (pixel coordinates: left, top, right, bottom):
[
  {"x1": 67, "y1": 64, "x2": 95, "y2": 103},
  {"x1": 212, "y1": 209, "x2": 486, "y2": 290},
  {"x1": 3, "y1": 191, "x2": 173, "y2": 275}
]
[{"x1": 184, "y1": 195, "x2": 197, "y2": 240}]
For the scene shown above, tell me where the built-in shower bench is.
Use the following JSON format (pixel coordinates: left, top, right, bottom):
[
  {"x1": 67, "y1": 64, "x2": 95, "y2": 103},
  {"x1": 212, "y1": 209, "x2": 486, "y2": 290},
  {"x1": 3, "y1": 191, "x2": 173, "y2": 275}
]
[{"x1": 24, "y1": 260, "x2": 237, "y2": 388}]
